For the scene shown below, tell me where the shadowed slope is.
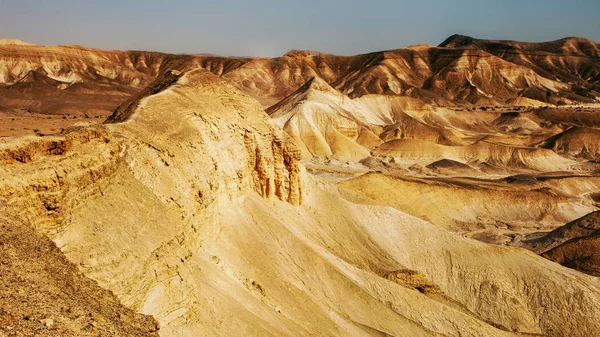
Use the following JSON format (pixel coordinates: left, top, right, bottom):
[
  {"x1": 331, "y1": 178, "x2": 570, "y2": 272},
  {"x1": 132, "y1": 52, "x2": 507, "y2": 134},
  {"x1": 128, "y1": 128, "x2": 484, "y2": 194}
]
[
  {"x1": 518, "y1": 211, "x2": 600, "y2": 276},
  {"x1": 0, "y1": 216, "x2": 160, "y2": 336},
  {"x1": 541, "y1": 126, "x2": 600, "y2": 160},
  {"x1": 104, "y1": 70, "x2": 183, "y2": 123},
  {"x1": 542, "y1": 233, "x2": 600, "y2": 277}
]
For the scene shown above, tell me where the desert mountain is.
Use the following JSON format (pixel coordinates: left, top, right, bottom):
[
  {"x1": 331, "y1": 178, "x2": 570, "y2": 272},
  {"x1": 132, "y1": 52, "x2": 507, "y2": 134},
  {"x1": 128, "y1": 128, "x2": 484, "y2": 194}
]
[
  {"x1": 0, "y1": 35, "x2": 599, "y2": 121},
  {"x1": 2, "y1": 32, "x2": 600, "y2": 337},
  {"x1": 0, "y1": 43, "x2": 247, "y2": 113},
  {"x1": 266, "y1": 76, "x2": 380, "y2": 161},
  {"x1": 265, "y1": 78, "x2": 583, "y2": 172},
  {"x1": 1, "y1": 68, "x2": 600, "y2": 336},
  {"x1": 265, "y1": 75, "x2": 488, "y2": 164},
  {"x1": 437, "y1": 35, "x2": 600, "y2": 102}
]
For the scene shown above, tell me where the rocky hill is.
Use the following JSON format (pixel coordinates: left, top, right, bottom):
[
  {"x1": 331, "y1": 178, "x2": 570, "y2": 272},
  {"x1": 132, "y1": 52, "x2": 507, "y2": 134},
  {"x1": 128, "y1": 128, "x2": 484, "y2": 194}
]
[{"x1": 1, "y1": 68, "x2": 600, "y2": 336}]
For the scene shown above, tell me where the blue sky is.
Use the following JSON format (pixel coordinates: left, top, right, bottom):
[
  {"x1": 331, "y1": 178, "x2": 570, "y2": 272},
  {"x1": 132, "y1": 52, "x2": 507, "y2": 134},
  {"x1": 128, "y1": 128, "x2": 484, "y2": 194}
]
[{"x1": 1, "y1": 0, "x2": 599, "y2": 56}]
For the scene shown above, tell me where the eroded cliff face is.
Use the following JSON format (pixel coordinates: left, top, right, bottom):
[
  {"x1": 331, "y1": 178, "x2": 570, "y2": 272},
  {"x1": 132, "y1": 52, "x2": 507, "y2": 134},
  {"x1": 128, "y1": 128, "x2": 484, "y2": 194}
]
[
  {"x1": 0, "y1": 70, "x2": 303, "y2": 224},
  {"x1": 0, "y1": 68, "x2": 306, "y2": 334},
  {"x1": 0, "y1": 128, "x2": 122, "y2": 235},
  {"x1": 1, "y1": 69, "x2": 600, "y2": 337},
  {"x1": 106, "y1": 69, "x2": 305, "y2": 207}
]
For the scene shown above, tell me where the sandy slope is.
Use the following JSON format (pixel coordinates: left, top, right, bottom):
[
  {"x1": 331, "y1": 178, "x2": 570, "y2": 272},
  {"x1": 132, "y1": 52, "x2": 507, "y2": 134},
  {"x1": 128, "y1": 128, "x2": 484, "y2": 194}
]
[{"x1": 264, "y1": 75, "x2": 595, "y2": 176}]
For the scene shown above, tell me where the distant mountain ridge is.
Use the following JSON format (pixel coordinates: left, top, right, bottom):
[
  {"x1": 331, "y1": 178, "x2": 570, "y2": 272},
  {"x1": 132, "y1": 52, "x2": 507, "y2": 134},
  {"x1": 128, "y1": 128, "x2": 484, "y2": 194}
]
[
  {"x1": 439, "y1": 34, "x2": 600, "y2": 57},
  {"x1": 0, "y1": 35, "x2": 599, "y2": 117},
  {"x1": 0, "y1": 38, "x2": 35, "y2": 46}
]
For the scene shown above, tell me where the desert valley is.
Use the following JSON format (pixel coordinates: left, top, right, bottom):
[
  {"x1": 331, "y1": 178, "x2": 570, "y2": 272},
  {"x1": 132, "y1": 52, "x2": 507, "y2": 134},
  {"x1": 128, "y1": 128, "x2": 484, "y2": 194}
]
[{"x1": 1, "y1": 33, "x2": 600, "y2": 336}]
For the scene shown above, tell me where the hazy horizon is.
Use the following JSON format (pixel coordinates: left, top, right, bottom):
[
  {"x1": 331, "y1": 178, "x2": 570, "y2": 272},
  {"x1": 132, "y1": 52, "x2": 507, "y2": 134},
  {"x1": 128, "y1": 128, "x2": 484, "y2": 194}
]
[{"x1": 1, "y1": 0, "x2": 599, "y2": 57}]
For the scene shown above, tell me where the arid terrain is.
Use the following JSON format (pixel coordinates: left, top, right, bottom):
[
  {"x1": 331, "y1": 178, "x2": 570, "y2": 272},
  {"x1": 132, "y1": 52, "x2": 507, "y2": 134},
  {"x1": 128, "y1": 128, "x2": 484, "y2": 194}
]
[
  {"x1": 1, "y1": 35, "x2": 599, "y2": 134},
  {"x1": 1, "y1": 35, "x2": 600, "y2": 336}
]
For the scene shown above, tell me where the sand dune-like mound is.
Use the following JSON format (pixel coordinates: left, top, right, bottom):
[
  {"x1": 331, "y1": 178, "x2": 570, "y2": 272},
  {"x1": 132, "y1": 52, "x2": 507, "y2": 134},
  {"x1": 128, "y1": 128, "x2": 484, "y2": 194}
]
[
  {"x1": 339, "y1": 95, "x2": 466, "y2": 144},
  {"x1": 492, "y1": 112, "x2": 542, "y2": 134},
  {"x1": 377, "y1": 113, "x2": 460, "y2": 144},
  {"x1": 371, "y1": 137, "x2": 575, "y2": 172},
  {"x1": 1, "y1": 68, "x2": 600, "y2": 336},
  {"x1": 542, "y1": 126, "x2": 600, "y2": 160},
  {"x1": 373, "y1": 139, "x2": 454, "y2": 160},
  {"x1": 507, "y1": 96, "x2": 549, "y2": 107},
  {"x1": 338, "y1": 172, "x2": 594, "y2": 231},
  {"x1": 464, "y1": 140, "x2": 576, "y2": 171},
  {"x1": 425, "y1": 158, "x2": 479, "y2": 175}
]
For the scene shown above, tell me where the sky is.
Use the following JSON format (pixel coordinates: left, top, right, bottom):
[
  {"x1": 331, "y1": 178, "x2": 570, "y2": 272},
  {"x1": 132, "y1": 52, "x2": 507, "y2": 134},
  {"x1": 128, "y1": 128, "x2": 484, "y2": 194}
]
[{"x1": 1, "y1": 0, "x2": 599, "y2": 57}]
